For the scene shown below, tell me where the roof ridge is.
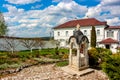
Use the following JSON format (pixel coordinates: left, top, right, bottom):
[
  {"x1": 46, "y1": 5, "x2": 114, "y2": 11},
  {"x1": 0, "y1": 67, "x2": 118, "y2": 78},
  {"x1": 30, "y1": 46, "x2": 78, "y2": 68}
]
[{"x1": 54, "y1": 18, "x2": 107, "y2": 29}]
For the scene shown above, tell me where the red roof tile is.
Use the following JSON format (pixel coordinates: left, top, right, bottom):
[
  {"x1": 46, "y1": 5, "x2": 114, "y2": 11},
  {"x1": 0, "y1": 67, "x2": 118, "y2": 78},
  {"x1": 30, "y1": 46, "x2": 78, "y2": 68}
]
[
  {"x1": 105, "y1": 26, "x2": 120, "y2": 29},
  {"x1": 54, "y1": 18, "x2": 107, "y2": 29},
  {"x1": 99, "y1": 38, "x2": 119, "y2": 44}
]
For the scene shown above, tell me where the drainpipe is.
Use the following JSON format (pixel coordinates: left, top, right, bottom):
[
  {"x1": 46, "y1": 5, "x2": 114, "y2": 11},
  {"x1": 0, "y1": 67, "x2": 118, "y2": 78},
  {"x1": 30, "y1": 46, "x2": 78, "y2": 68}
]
[{"x1": 117, "y1": 29, "x2": 120, "y2": 45}]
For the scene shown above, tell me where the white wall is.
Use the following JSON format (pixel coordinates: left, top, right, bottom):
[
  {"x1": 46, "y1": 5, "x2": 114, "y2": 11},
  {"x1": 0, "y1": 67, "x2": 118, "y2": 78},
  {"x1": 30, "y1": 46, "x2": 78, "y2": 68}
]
[
  {"x1": 98, "y1": 43, "x2": 118, "y2": 53},
  {"x1": 105, "y1": 29, "x2": 119, "y2": 40},
  {"x1": 54, "y1": 28, "x2": 74, "y2": 40},
  {"x1": 95, "y1": 25, "x2": 105, "y2": 42},
  {"x1": 54, "y1": 25, "x2": 106, "y2": 47}
]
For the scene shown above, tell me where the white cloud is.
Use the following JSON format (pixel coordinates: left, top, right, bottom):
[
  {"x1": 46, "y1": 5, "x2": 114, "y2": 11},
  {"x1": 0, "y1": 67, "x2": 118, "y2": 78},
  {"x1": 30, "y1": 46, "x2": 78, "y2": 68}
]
[
  {"x1": 5, "y1": 0, "x2": 40, "y2": 5},
  {"x1": 105, "y1": 17, "x2": 120, "y2": 26},
  {"x1": 52, "y1": 0, "x2": 72, "y2": 3},
  {"x1": 85, "y1": 5, "x2": 102, "y2": 18},
  {"x1": 85, "y1": 0, "x2": 120, "y2": 26},
  {"x1": 58, "y1": 17, "x2": 68, "y2": 24},
  {"x1": 3, "y1": 1, "x2": 87, "y2": 37},
  {"x1": 4, "y1": 0, "x2": 120, "y2": 37},
  {"x1": 101, "y1": 0, "x2": 120, "y2": 6},
  {"x1": 31, "y1": 4, "x2": 43, "y2": 9}
]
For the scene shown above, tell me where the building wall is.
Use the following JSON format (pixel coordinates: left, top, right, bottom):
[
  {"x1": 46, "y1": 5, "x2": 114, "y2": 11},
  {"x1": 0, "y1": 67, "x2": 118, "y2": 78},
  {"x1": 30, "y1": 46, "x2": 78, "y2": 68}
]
[
  {"x1": 105, "y1": 29, "x2": 119, "y2": 40},
  {"x1": 54, "y1": 28, "x2": 74, "y2": 40},
  {"x1": 54, "y1": 25, "x2": 106, "y2": 47},
  {"x1": 98, "y1": 43, "x2": 118, "y2": 53}
]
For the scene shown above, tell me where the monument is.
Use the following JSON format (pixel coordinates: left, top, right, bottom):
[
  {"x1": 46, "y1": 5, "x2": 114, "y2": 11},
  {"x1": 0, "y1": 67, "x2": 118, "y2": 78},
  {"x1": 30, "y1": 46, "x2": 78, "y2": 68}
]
[
  {"x1": 61, "y1": 24, "x2": 94, "y2": 76},
  {"x1": 68, "y1": 24, "x2": 89, "y2": 71}
]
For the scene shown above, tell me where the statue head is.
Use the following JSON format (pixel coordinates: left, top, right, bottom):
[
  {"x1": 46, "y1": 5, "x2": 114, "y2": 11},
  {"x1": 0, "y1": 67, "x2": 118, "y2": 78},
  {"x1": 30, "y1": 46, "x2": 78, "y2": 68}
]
[{"x1": 76, "y1": 24, "x2": 80, "y2": 30}]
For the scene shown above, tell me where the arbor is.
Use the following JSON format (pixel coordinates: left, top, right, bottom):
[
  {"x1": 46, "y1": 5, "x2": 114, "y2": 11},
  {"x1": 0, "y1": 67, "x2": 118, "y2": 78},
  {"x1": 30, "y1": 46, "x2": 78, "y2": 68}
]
[
  {"x1": 90, "y1": 26, "x2": 96, "y2": 48},
  {"x1": 0, "y1": 12, "x2": 8, "y2": 36}
]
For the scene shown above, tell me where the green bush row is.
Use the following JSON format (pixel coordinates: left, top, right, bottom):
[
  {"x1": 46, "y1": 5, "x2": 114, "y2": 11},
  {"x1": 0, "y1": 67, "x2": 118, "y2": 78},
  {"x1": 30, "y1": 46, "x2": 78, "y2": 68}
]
[{"x1": 88, "y1": 47, "x2": 120, "y2": 79}]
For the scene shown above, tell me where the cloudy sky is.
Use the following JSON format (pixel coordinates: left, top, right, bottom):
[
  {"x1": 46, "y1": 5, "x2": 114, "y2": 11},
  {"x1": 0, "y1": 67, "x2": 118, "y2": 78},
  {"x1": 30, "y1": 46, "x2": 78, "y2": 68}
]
[{"x1": 0, "y1": 0, "x2": 120, "y2": 37}]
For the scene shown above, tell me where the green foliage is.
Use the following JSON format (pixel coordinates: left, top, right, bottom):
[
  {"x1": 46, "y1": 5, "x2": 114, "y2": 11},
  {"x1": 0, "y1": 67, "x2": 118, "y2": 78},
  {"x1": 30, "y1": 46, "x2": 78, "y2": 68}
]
[
  {"x1": 0, "y1": 48, "x2": 69, "y2": 70},
  {"x1": 62, "y1": 53, "x2": 68, "y2": 59},
  {"x1": 56, "y1": 61, "x2": 68, "y2": 67},
  {"x1": 0, "y1": 12, "x2": 8, "y2": 36},
  {"x1": 90, "y1": 26, "x2": 96, "y2": 48},
  {"x1": 96, "y1": 48, "x2": 112, "y2": 55},
  {"x1": 0, "y1": 63, "x2": 21, "y2": 70},
  {"x1": 88, "y1": 48, "x2": 112, "y2": 67},
  {"x1": 101, "y1": 54, "x2": 120, "y2": 80},
  {"x1": 88, "y1": 48, "x2": 99, "y2": 66},
  {"x1": 59, "y1": 48, "x2": 69, "y2": 53}
]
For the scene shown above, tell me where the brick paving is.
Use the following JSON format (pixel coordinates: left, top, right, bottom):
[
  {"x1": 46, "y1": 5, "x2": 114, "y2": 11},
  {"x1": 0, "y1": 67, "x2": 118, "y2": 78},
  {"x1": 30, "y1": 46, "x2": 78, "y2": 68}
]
[{"x1": 0, "y1": 64, "x2": 109, "y2": 80}]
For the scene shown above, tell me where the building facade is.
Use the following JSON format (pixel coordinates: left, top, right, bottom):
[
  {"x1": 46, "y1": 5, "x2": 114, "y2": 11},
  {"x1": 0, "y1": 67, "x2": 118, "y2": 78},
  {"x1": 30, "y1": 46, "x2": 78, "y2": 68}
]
[{"x1": 53, "y1": 18, "x2": 120, "y2": 53}]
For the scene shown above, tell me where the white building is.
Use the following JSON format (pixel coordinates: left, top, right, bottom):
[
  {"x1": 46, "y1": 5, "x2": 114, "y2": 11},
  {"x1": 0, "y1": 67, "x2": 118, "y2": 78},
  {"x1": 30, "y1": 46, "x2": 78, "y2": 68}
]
[{"x1": 53, "y1": 18, "x2": 120, "y2": 53}]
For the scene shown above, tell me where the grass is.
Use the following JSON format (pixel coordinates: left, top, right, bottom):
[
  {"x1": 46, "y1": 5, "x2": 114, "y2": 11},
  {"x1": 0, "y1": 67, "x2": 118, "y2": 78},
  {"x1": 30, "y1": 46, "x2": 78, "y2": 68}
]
[
  {"x1": 0, "y1": 48, "x2": 69, "y2": 70},
  {"x1": 56, "y1": 61, "x2": 68, "y2": 67},
  {"x1": 0, "y1": 63, "x2": 21, "y2": 70}
]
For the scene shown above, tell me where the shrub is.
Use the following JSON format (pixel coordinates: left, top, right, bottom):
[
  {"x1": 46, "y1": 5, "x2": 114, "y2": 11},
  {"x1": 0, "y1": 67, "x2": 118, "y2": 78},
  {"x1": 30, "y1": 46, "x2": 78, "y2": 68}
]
[
  {"x1": 101, "y1": 54, "x2": 120, "y2": 80},
  {"x1": 62, "y1": 53, "x2": 68, "y2": 59},
  {"x1": 88, "y1": 48, "x2": 99, "y2": 66}
]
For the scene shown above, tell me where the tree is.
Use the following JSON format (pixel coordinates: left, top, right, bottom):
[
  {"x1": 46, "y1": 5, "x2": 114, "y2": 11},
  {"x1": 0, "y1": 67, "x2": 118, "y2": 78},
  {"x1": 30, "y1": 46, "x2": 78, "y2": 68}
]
[
  {"x1": 0, "y1": 36, "x2": 20, "y2": 53},
  {"x1": 90, "y1": 26, "x2": 96, "y2": 48},
  {"x1": 0, "y1": 12, "x2": 8, "y2": 36},
  {"x1": 34, "y1": 38, "x2": 45, "y2": 50},
  {"x1": 20, "y1": 39, "x2": 36, "y2": 52}
]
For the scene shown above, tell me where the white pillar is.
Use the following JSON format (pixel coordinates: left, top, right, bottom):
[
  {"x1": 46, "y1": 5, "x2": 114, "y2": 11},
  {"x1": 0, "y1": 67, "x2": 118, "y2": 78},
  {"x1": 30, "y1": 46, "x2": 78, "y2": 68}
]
[
  {"x1": 85, "y1": 43, "x2": 89, "y2": 66},
  {"x1": 69, "y1": 48, "x2": 72, "y2": 66},
  {"x1": 77, "y1": 45, "x2": 80, "y2": 70}
]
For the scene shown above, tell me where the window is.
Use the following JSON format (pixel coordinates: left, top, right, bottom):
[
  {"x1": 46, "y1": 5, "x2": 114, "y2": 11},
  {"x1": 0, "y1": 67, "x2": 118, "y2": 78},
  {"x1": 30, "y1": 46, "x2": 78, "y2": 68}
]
[
  {"x1": 66, "y1": 31, "x2": 68, "y2": 36},
  {"x1": 84, "y1": 30, "x2": 87, "y2": 35},
  {"x1": 97, "y1": 29, "x2": 100, "y2": 35},
  {"x1": 58, "y1": 32, "x2": 60, "y2": 36},
  {"x1": 107, "y1": 30, "x2": 114, "y2": 37}
]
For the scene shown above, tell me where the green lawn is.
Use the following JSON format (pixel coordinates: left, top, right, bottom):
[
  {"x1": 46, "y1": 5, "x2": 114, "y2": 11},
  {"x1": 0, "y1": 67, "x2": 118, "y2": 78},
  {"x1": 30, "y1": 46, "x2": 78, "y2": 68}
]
[{"x1": 0, "y1": 48, "x2": 69, "y2": 70}]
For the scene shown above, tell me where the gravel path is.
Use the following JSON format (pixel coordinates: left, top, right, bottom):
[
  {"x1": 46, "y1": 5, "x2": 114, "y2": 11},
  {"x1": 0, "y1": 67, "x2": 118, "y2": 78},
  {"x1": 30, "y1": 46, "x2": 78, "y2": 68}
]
[{"x1": 0, "y1": 64, "x2": 109, "y2": 80}]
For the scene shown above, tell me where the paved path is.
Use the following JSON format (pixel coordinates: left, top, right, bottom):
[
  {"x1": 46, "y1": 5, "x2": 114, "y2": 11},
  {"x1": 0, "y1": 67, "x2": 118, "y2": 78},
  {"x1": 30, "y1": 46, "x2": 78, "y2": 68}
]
[{"x1": 0, "y1": 64, "x2": 108, "y2": 80}]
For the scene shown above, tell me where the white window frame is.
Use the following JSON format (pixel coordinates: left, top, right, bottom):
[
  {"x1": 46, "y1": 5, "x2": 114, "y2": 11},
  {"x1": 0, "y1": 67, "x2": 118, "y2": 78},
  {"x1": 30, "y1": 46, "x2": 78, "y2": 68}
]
[
  {"x1": 58, "y1": 32, "x2": 60, "y2": 36},
  {"x1": 97, "y1": 29, "x2": 100, "y2": 35},
  {"x1": 66, "y1": 31, "x2": 68, "y2": 36},
  {"x1": 84, "y1": 30, "x2": 87, "y2": 35},
  {"x1": 107, "y1": 30, "x2": 114, "y2": 37}
]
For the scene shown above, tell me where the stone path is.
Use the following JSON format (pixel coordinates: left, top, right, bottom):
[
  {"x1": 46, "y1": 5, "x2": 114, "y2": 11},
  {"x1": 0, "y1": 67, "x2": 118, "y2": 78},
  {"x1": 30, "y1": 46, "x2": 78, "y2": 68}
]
[{"x1": 0, "y1": 64, "x2": 109, "y2": 80}]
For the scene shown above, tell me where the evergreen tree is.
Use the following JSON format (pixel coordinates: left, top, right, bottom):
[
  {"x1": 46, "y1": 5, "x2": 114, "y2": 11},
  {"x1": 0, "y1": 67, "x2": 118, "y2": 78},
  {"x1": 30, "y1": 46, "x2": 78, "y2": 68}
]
[
  {"x1": 0, "y1": 12, "x2": 8, "y2": 36},
  {"x1": 90, "y1": 26, "x2": 96, "y2": 48}
]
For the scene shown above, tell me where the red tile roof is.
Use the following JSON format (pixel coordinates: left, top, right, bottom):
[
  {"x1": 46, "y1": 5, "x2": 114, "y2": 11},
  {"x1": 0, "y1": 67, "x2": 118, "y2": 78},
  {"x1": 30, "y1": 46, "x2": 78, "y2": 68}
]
[
  {"x1": 54, "y1": 18, "x2": 107, "y2": 29},
  {"x1": 105, "y1": 26, "x2": 120, "y2": 29},
  {"x1": 99, "y1": 38, "x2": 119, "y2": 44}
]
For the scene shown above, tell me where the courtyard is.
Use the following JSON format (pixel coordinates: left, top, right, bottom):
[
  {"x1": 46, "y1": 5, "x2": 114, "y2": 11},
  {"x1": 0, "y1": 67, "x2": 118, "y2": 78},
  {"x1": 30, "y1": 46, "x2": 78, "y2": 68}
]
[{"x1": 1, "y1": 64, "x2": 108, "y2": 80}]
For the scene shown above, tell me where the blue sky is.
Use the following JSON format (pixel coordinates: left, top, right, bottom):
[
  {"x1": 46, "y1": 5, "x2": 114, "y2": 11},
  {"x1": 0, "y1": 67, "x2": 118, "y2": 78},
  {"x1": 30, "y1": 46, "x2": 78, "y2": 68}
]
[{"x1": 0, "y1": 0, "x2": 120, "y2": 37}]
